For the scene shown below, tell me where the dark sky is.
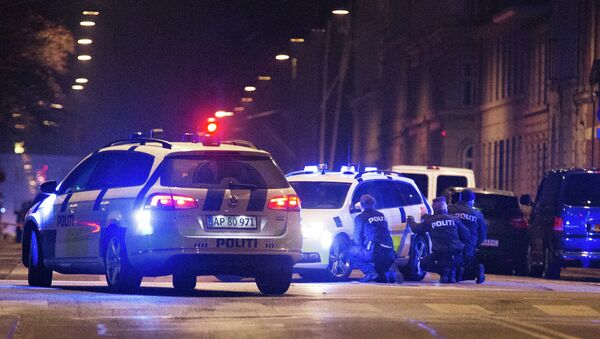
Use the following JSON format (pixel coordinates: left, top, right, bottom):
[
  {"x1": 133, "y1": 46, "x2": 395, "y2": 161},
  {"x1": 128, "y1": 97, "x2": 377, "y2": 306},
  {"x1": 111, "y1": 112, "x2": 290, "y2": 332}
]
[{"x1": 43, "y1": 0, "x2": 323, "y2": 152}]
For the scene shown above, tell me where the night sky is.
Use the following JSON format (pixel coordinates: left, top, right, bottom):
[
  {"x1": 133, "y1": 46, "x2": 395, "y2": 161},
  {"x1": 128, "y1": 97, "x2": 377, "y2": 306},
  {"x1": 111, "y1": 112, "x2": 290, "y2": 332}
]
[{"x1": 42, "y1": 1, "x2": 322, "y2": 153}]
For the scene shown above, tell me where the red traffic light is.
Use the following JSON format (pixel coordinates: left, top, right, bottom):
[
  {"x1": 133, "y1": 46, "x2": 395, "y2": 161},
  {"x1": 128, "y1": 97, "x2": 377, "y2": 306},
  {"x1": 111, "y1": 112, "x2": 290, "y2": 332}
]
[{"x1": 205, "y1": 117, "x2": 218, "y2": 133}]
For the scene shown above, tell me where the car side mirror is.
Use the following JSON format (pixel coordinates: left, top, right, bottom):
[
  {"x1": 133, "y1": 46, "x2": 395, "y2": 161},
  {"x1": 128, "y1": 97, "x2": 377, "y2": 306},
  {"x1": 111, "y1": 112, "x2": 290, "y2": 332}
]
[
  {"x1": 519, "y1": 194, "x2": 533, "y2": 206},
  {"x1": 40, "y1": 181, "x2": 57, "y2": 194}
]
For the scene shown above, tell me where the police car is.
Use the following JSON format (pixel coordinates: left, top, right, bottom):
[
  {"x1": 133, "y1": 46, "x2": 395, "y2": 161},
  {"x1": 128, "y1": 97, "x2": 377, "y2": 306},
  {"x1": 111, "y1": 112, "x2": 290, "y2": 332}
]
[
  {"x1": 22, "y1": 135, "x2": 302, "y2": 295},
  {"x1": 287, "y1": 165, "x2": 432, "y2": 281}
]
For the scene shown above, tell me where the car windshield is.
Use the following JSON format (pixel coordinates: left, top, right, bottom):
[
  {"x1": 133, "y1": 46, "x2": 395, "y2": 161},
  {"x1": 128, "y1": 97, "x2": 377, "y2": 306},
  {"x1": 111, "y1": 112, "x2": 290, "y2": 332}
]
[
  {"x1": 161, "y1": 155, "x2": 289, "y2": 189},
  {"x1": 290, "y1": 182, "x2": 351, "y2": 209},
  {"x1": 473, "y1": 193, "x2": 521, "y2": 218},
  {"x1": 563, "y1": 173, "x2": 600, "y2": 207}
]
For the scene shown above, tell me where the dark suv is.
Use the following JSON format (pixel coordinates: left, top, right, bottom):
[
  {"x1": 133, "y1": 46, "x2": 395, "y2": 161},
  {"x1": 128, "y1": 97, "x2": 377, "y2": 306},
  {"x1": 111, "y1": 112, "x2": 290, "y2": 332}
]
[
  {"x1": 447, "y1": 187, "x2": 529, "y2": 275},
  {"x1": 520, "y1": 169, "x2": 600, "y2": 279}
]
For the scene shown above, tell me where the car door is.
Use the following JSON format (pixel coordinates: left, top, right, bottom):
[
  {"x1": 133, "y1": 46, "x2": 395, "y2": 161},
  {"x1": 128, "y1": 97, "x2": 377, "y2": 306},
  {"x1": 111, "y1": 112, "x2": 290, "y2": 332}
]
[
  {"x1": 530, "y1": 175, "x2": 561, "y2": 260},
  {"x1": 52, "y1": 155, "x2": 102, "y2": 260},
  {"x1": 350, "y1": 181, "x2": 395, "y2": 240}
]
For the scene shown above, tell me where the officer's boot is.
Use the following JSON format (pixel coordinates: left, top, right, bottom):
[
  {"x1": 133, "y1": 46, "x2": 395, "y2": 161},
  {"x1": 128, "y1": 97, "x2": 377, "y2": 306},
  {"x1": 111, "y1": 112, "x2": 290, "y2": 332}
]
[
  {"x1": 476, "y1": 264, "x2": 486, "y2": 284},
  {"x1": 439, "y1": 268, "x2": 451, "y2": 283},
  {"x1": 456, "y1": 267, "x2": 465, "y2": 282}
]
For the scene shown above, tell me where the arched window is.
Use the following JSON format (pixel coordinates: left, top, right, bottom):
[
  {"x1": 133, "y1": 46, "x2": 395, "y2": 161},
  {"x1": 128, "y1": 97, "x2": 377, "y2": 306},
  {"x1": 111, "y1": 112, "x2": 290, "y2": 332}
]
[{"x1": 461, "y1": 144, "x2": 474, "y2": 169}]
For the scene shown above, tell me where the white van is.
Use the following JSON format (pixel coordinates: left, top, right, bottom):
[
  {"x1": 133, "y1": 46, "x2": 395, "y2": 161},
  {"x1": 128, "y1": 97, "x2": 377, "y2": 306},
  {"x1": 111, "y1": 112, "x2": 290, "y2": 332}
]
[{"x1": 390, "y1": 165, "x2": 476, "y2": 203}]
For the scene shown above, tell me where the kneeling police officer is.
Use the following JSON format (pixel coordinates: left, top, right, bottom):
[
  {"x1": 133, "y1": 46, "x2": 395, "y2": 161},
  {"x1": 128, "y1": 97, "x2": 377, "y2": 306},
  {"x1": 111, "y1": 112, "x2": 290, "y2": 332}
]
[
  {"x1": 448, "y1": 189, "x2": 487, "y2": 283},
  {"x1": 408, "y1": 197, "x2": 471, "y2": 283},
  {"x1": 348, "y1": 194, "x2": 400, "y2": 283}
]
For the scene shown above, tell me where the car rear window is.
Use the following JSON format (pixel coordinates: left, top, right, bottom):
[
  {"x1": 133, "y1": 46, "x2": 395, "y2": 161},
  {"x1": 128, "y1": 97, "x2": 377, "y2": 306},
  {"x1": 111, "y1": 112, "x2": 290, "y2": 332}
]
[
  {"x1": 563, "y1": 173, "x2": 600, "y2": 207},
  {"x1": 436, "y1": 175, "x2": 468, "y2": 197},
  {"x1": 161, "y1": 155, "x2": 289, "y2": 189},
  {"x1": 290, "y1": 182, "x2": 351, "y2": 209},
  {"x1": 474, "y1": 194, "x2": 521, "y2": 218},
  {"x1": 401, "y1": 173, "x2": 428, "y2": 198}
]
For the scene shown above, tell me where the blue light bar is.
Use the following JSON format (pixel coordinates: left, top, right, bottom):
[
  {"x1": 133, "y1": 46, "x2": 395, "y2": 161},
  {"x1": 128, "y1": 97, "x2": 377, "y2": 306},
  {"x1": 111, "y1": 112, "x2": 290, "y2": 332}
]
[
  {"x1": 304, "y1": 166, "x2": 319, "y2": 173},
  {"x1": 340, "y1": 165, "x2": 356, "y2": 173},
  {"x1": 364, "y1": 166, "x2": 377, "y2": 172}
]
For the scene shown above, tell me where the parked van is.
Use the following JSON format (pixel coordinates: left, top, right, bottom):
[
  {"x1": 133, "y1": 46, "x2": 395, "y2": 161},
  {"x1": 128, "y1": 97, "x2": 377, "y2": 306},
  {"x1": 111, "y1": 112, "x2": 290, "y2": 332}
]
[{"x1": 390, "y1": 165, "x2": 476, "y2": 203}]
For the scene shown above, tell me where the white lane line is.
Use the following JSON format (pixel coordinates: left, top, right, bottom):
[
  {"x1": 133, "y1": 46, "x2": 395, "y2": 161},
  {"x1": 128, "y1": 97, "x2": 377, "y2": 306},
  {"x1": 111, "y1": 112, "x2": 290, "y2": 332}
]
[
  {"x1": 489, "y1": 316, "x2": 582, "y2": 339},
  {"x1": 96, "y1": 323, "x2": 108, "y2": 336},
  {"x1": 534, "y1": 305, "x2": 600, "y2": 317},
  {"x1": 425, "y1": 303, "x2": 492, "y2": 315}
]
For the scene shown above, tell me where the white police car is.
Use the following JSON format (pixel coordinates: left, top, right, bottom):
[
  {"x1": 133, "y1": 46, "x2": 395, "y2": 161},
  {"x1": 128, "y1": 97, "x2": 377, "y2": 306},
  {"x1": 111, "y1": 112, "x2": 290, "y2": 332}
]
[
  {"x1": 287, "y1": 165, "x2": 432, "y2": 281},
  {"x1": 22, "y1": 136, "x2": 302, "y2": 295}
]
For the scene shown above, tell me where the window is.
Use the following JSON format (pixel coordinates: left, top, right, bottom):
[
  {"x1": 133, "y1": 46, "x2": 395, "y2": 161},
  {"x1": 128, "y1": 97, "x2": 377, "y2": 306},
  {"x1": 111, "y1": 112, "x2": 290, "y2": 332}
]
[
  {"x1": 401, "y1": 173, "x2": 428, "y2": 198},
  {"x1": 436, "y1": 175, "x2": 468, "y2": 197},
  {"x1": 57, "y1": 156, "x2": 101, "y2": 194},
  {"x1": 87, "y1": 152, "x2": 154, "y2": 189},
  {"x1": 289, "y1": 182, "x2": 351, "y2": 209},
  {"x1": 461, "y1": 145, "x2": 474, "y2": 169},
  {"x1": 562, "y1": 174, "x2": 600, "y2": 207},
  {"x1": 161, "y1": 155, "x2": 289, "y2": 189},
  {"x1": 463, "y1": 64, "x2": 473, "y2": 105},
  {"x1": 352, "y1": 181, "x2": 423, "y2": 209}
]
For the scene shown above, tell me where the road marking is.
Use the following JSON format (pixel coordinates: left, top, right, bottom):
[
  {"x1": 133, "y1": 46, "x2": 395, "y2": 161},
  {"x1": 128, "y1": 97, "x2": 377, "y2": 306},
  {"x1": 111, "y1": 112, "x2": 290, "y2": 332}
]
[
  {"x1": 96, "y1": 323, "x2": 107, "y2": 336},
  {"x1": 534, "y1": 305, "x2": 600, "y2": 317},
  {"x1": 425, "y1": 303, "x2": 492, "y2": 315},
  {"x1": 490, "y1": 316, "x2": 582, "y2": 339}
]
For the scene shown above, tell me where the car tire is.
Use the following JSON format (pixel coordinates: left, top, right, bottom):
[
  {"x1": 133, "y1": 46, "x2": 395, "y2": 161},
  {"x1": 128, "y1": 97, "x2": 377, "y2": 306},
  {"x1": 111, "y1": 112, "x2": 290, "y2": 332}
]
[
  {"x1": 326, "y1": 236, "x2": 353, "y2": 282},
  {"x1": 215, "y1": 275, "x2": 243, "y2": 282},
  {"x1": 27, "y1": 230, "x2": 53, "y2": 287},
  {"x1": 543, "y1": 246, "x2": 561, "y2": 280},
  {"x1": 255, "y1": 264, "x2": 293, "y2": 295},
  {"x1": 514, "y1": 245, "x2": 532, "y2": 276},
  {"x1": 173, "y1": 272, "x2": 197, "y2": 290},
  {"x1": 104, "y1": 234, "x2": 142, "y2": 293},
  {"x1": 403, "y1": 235, "x2": 428, "y2": 281}
]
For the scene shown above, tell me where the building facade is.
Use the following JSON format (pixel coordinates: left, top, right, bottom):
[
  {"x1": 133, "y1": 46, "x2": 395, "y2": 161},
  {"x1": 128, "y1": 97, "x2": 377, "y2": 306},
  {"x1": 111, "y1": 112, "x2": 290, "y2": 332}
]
[{"x1": 351, "y1": 0, "x2": 600, "y2": 196}]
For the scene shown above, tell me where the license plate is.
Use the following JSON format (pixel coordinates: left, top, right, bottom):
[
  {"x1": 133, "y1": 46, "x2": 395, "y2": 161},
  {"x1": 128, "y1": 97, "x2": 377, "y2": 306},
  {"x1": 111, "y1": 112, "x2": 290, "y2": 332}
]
[
  {"x1": 481, "y1": 239, "x2": 499, "y2": 247},
  {"x1": 207, "y1": 215, "x2": 258, "y2": 229}
]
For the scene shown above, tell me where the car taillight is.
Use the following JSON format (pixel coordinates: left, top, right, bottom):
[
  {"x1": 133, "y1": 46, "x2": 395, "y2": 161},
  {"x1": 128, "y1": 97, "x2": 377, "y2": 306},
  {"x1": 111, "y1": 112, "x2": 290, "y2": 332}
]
[
  {"x1": 510, "y1": 216, "x2": 529, "y2": 229},
  {"x1": 553, "y1": 216, "x2": 564, "y2": 232},
  {"x1": 145, "y1": 193, "x2": 198, "y2": 210},
  {"x1": 268, "y1": 194, "x2": 301, "y2": 211}
]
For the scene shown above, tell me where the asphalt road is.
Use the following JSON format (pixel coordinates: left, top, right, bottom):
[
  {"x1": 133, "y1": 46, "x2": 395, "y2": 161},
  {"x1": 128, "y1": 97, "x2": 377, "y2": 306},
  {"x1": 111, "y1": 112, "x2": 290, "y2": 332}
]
[{"x1": 1, "y1": 242, "x2": 600, "y2": 338}]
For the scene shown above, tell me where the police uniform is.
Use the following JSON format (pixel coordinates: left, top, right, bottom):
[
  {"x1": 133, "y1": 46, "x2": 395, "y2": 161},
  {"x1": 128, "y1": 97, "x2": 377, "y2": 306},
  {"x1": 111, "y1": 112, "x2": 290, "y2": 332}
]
[
  {"x1": 449, "y1": 197, "x2": 488, "y2": 282},
  {"x1": 409, "y1": 212, "x2": 470, "y2": 283},
  {"x1": 348, "y1": 208, "x2": 395, "y2": 282}
]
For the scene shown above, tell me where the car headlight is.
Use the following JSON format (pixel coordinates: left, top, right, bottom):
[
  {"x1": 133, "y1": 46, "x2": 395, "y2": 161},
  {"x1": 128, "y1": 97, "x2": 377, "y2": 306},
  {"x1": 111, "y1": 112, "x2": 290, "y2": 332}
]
[
  {"x1": 302, "y1": 222, "x2": 324, "y2": 239},
  {"x1": 320, "y1": 230, "x2": 333, "y2": 249}
]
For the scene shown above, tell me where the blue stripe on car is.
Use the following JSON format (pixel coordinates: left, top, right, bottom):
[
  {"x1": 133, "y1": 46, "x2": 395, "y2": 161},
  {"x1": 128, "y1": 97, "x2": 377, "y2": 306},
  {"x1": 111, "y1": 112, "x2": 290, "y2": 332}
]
[
  {"x1": 399, "y1": 207, "x2": 406, "y2": 223},
  {"x1": 203, "y1": 189, "x2": 225, "y2": 211},
  {"x1": 60, "y1": 193, "x2": 73, "y2": 213},
  {"x1": 134, "y1": 163, "x2": 164, "y2": 209},
  {"x1": 93, "y1": 188, "x2": 108, "y2": 211},
  {"x1": 247, "y1": 189, "x2": 267, "y2": 211},
  {"x1": 333, "y1": 216, "x2": 343, "y2": 228}
]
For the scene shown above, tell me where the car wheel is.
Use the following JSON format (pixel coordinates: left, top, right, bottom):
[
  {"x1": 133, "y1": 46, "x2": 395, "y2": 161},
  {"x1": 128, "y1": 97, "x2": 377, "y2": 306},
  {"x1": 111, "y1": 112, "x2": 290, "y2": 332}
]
[
  {"x1": 173, "y1": 272, "x2": 197, "y2": 290},
  {"x1": 404, "y1": 235, "x2": 427, "y2": 281},
  {"x1": 514, "y1": 244, "x2": 532, "y2": 276},
  {"x1": 27, "y1": 230, "x2": 52, "y2": 287},
  {"x1": 215, "y1": 275, "x2": 243, "y2": 282},
  {"x1": 543, "y1": 246, "x2": 561, "y2": 280},
  {"x1": 255, "y1": 264, "x2": 293, "y2": 295},
  {"x1": 326, "y1": 236, "x2": 352, "y2": 281},
  {"x1": 104, "y1": 234, "x2": 142, "y2": 293}
]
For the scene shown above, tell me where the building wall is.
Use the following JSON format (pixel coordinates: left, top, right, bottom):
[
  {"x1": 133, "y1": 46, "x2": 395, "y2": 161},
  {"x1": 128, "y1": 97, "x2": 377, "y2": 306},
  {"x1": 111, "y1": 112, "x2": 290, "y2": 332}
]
[{"x1": 351, "y1": 0, "x2": 599, "y2": 197}]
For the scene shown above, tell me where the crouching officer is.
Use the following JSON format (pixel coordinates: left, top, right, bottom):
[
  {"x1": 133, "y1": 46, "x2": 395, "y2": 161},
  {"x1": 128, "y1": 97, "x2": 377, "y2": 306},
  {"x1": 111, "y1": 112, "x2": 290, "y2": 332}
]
[
  {"x1": 347, "y1": 194, "x2": 400, "y2": 283},
  {"x1": 449, "y1": 189, "x2": 488, "y2": 283},
  {"x1": 408, "y1": 197, "x2": 471, "y2": 283}
]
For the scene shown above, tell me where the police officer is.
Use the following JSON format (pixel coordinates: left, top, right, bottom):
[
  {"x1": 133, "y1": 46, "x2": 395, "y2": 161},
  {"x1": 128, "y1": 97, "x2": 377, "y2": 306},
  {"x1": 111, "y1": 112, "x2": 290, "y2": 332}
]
[
  {"x1": 408, "y1": 197, "x2": 471, "y2": 283},
  {"x1": 448, "y1": 189, "x2": 488, "y2": 284},
  {"x1": 348, "y1": 194, "x2": 398, "y2": 283}
]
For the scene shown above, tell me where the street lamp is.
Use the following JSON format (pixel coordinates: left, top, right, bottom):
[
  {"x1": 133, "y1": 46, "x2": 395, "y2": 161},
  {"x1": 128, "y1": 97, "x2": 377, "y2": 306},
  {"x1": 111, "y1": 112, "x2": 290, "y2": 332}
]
[
  {"x1": 244, "y1": 86, "x2": 256, "y2": 92},
  {"x1": 257, "y1": 75, "x2": 271, "y2": 81},
  {"x1": 290, "y1": 38, "x2": 305, "y2": 43},
  {"x1": 77, "y1": 38, "x2": 93, "y2": 45},
  {"x1": 80, "y1": 21, "x2": 96, "y2": 26},
  {"x1": 72, "y1": 85, "x2": 84, "y2": 90},
  {"x1": 77, "y1": 55, "x2": 92, "y2": 61},
  {"x1": 241, "y1": 97, "x2": 253, "y2": 103},
  {"x1": 75, "y1": 78, "x2": 88, "y2": 84},
  {"x1": 275, "y1": 54, "x2": 290, "y2": 61},
  {"x1": 215, "y1": 111, "x2": 234, "y2": 118},
  {"x1": 82, "y1": 11, "x2": 100, "y2": 16}
]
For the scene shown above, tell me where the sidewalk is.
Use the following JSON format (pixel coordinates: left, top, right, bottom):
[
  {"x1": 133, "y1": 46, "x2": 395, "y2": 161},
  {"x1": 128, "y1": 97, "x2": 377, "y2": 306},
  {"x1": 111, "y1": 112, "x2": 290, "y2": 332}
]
[{"x1": 0, "y1": 240, "x2": 22, "y2": 279}]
